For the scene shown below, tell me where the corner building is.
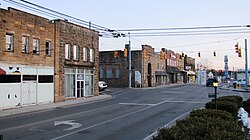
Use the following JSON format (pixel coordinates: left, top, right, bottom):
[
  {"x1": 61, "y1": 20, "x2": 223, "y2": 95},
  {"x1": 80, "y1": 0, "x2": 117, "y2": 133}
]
[{"x1": 0, "y1": 8, "x2": 55, "y2": 108}]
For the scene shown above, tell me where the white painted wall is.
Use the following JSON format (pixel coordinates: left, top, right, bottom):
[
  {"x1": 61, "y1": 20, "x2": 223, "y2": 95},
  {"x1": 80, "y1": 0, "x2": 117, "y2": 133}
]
[
  {"x1": 0, "y1": 83, "x2": 21, "y2": 109},
  {"x1": 37, "y1": 83, "x2": 54, "y2": 104}
]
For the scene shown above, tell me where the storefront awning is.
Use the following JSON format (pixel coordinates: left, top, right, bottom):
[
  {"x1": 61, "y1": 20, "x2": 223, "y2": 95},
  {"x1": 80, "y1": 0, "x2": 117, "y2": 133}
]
[
  {"x1": 155, "y1": 71, "x2": 167, "y2": 76},
  {"x1": 187, "y1": 70, "x2": 196, "y2": 76},
  {"x1": 167, "y1": 66, "x2": 180, "y2": 73}
]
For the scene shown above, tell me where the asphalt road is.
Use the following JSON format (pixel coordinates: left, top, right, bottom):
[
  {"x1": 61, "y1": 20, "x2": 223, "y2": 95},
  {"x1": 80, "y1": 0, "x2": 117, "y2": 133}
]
[{"x1": 0, "y1": 84, "x2": 249, "y2": 140}]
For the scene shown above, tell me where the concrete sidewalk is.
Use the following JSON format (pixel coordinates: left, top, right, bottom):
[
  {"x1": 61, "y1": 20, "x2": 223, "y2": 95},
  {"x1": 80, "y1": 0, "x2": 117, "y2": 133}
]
[
  {"x1": 219, "y1": 84, "x2": 250, "y2": 93},
  {"x1": 0, "y1": 95, "x2": 112, "y2": 118}
]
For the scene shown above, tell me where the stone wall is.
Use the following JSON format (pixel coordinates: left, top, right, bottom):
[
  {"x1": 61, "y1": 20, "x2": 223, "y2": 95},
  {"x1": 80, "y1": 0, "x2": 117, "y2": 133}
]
[
  {"x1": 54, "y1": 20, "x2": 99, "y2": 102},
  {"x1": 0, "y1": 8, "x2": 54, "y2": 67}
]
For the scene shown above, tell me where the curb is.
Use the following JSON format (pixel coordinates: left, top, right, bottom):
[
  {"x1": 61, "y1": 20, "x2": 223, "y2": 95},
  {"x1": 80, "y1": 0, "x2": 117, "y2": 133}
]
[{"x1": 0, "y1": 95, "x2": 112, "y2": 118}]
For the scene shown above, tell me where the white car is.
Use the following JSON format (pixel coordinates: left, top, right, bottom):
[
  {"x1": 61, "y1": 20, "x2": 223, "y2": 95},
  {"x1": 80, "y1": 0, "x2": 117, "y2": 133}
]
[
  {"x1": 236, "y1": 79, "x2": 246, "y2": 85},
  {"x1": 99, "y1": 81, "x2": 108, "y2": 91}
]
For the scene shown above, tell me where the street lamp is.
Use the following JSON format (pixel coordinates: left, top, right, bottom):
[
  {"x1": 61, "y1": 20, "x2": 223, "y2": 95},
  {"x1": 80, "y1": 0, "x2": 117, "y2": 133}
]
[{"x1": 213, "y1": 82, "x2": 218, "y2": 110}]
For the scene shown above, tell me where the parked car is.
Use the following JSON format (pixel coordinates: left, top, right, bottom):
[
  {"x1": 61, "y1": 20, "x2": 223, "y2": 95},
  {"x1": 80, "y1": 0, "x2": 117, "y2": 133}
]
[
  {"x1": 99, "y1": 81, "x2": 108, "y2": 91},
  {"x1": 206, "y1": 78, "x2": 218, "y2": 87},
  {"x1": 236, "y1": 79, "x2": 246, "y2": 85}
]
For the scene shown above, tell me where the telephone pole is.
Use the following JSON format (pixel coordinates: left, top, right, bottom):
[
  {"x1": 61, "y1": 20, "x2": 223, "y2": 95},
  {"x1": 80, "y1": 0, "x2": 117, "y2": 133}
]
[
  {"x1": 128, "y1": 32, "x2": 132, "y2": 88},
  {"x1": 245, "y1": 39, "x2": 248, "y2": 87}
]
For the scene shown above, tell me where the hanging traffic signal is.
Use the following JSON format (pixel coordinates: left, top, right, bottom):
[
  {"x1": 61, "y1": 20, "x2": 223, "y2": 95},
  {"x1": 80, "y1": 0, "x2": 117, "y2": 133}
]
[
  {"x1": 213, "y1": 51, "x2": 216, "y2": 57},
  {"x1": 238, "y1": 48, "x2": 242, "y2": 57},
  {"x1": 198, "y1": 52, "x2": 201, "y2": 57},
  {"x1": 181, "y1": 52, "x2": 184, "y2": 59},
  {"x1": 235, "y1": 43, "x2": 239, "y2": 53},
  {"x1": 124, "y1": 48, "x2": 128, "y2": 57},
  {"x1": 114, "y1": 51, "x2": 119, "y2": 58}
]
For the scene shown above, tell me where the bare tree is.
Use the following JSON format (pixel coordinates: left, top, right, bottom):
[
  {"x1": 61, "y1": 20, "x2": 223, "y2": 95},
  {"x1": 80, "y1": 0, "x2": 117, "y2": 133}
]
[{"x1": 196, "y1": 58, "x2": 212, "y2": 70}]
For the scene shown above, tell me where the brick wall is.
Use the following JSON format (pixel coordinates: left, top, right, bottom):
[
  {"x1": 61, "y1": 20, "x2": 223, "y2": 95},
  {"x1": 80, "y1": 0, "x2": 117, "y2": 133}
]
[
  {"x1": 0, "y1": 8, "x2": 54, "y2": 67},
  {"x1": 54, "y1": 20, "x2": 99, "y2": 102}
]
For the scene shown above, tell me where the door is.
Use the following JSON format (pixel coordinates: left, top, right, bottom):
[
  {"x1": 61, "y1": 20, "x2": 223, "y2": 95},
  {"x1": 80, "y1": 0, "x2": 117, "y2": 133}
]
[
  {"x1": 77, "y1": 81, "x2": 84, "y2": 98},
  {"x1": 22, "y1": 75, "x2": 37, "y2": 105}
]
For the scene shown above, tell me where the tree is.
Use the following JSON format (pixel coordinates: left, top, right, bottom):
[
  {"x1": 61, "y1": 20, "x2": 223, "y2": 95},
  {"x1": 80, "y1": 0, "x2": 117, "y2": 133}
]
[{"x1": 197, "y1": 58, "x2": 212, "y2": 70}]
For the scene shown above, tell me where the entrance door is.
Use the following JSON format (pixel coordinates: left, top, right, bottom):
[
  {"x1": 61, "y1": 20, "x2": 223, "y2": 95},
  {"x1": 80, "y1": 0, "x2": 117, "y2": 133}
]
[
  {"x1": 22, "y1": 80, "x2": 37, "y2": 105},
  {"x1": 147, "y1": 63, "x2": 152, "y2": 87},
  {"x1": 77, "y1": 81, "x2": 84, "y2": 98}
]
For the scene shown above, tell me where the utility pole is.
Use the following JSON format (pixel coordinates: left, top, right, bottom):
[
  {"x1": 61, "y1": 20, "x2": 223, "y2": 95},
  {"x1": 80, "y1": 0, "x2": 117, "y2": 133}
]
[
  {"x1": 245, "y1": 39, "x2": 248, "y2": 87},
  {"x1": 128, "y1": 32, "x2": 132, "y2": 88}
]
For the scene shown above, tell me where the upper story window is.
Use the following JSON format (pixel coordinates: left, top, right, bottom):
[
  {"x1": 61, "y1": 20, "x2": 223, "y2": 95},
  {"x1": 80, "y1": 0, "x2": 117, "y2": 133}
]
[
  {"x1": 45, "y1": 41, "x2": 51, "y2": 56},
  {"x1": 6, "y1": 33, "x2": 14, "y2": 52},
  {"x1": 83, "y1": 47, "x2": 88, "y2": 62},
  {"x1": 33, "y1": 38, "x2": 40, "y2": 55},
  {"x1": 73, "y1": 45, "x2": 79, "y2": 60},
  {"x1": 22, "y1": 36, "x2": 29, "y2": 53},
  {"x1": 65, "y1": 44, "x2": 71, "y2": 59},
  {"x1": 90, "y1": 48, "x2": 94, "y2": 62}
]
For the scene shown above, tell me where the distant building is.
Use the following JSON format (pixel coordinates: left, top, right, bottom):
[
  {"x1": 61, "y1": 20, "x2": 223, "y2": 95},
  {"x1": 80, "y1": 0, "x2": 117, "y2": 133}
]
[{"x1": 99, "y1": 45, "x2": 195, "y2": 88}]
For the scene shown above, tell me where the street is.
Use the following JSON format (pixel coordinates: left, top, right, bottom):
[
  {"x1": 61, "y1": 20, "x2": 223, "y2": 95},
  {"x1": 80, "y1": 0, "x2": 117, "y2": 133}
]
[{"x1": 0, "y1": 84, "x2": 249, "y2": 140}]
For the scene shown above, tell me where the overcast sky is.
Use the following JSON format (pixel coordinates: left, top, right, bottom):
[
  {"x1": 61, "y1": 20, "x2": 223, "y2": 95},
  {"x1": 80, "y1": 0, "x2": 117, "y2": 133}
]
[{"x1": 2, "y1": 0, "x2": 250, "y2": 70}]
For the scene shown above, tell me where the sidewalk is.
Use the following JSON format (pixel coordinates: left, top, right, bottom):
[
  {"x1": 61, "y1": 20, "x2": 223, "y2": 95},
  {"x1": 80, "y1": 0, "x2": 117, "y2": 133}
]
[
  {"x1": 219, "y1": 84, "x2": 250, "y2": 93},
  {"x1": 0, "y1": 95, "x2": 112, "y2": 118}
]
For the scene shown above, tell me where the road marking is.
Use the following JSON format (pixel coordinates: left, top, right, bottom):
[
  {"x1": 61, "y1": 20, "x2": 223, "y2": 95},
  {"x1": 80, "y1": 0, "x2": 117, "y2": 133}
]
[
  {"x1": 143, "y1": 111, "x2": 190, "y2": 140},
  {"x1": 50, "y1": 99, "x2": 173, "y2": 140},
  {"x1": 0, "y1": 104, "x2": 116, "y2": 132},
  {"x1": 54, "y1": 120, "x2": 82, "y2": 131},
  {"x1": 51, "y1": 99, "x2": 204, "y2": 140},
  {"x1": 119, "y1": 103, "x2": 156, "y2": 106},
  {"x1": 161, "y1": 100, "x2": 206, "y2": 104}
]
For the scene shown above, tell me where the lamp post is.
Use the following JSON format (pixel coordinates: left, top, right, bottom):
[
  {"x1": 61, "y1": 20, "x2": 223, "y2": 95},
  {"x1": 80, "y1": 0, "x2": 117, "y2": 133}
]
[{"x1": 213, "y1": 82, "x2": 218, "y2": 110}]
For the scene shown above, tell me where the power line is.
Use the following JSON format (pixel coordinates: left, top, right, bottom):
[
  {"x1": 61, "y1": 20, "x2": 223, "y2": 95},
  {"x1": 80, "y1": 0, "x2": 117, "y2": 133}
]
[
  {"x1": 130, "y1": 31, "x2": 250, "y2": 37},
  {"x1": 117, "y1": 25, "x2": 250, "y2": 32}
]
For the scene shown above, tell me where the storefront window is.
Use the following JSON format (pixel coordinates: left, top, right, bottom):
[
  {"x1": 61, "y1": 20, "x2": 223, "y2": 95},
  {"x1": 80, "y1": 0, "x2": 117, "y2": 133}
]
[{"x1": 64, "y1": 70, "x2": 75, "y2": 98}]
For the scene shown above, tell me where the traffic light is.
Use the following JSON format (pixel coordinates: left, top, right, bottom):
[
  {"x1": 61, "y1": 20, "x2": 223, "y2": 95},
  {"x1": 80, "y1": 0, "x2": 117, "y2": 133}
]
[
  {"x1": 114, "y1": 51, "x2": 119, "y2": 58},
  {"x1": 181, "y1": 52, "x2": 184, "y2": 59},
  {"x1": 213, "y1": 51, "x2": 216, "y2": 57},
  {"x1": 238, "y1": 48, "x2": 242, "y2": 57},
  {"x1": 235, "y1": 43, "x2": 239, "y2": 53},
  {"x1": 124, "y1": 48, "x2": 128, "y2": 57},
  {"x1": 198, "y1": 52, "x2": 201, "y2": 57}
]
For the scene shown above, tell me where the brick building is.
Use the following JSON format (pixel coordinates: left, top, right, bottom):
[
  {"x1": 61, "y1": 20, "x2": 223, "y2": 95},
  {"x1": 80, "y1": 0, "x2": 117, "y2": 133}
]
[
  {"x1": 0, "y1": 8, "x2": 99, "y2": 109},
  {"x1": 166, "y1": 49, "x2": 181, "y2": 83},
  {"x1": 54, "y1": 20, "x2": 99, "y2": 102},
  {"x1": 99, "y1": 45, "x2": 165, "y2": 88},
  {"x1": 0, "y1": 8, "x2": 55, "y2": 109},
  {"x1": 185, "y1": 56, "x2": 196, "y2": 82}
]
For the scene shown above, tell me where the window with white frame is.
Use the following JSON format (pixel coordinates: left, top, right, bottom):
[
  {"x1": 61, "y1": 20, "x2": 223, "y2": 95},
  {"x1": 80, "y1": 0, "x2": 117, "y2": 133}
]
[
  {"x1": 65, "y1": 44, "x2": 71, "y2": 59},
  {"x1": 33, "y1": 38, "x2": 40, "y2": 55},
  {"x1": 73, "y1": 45, "x2": 79, "y2": 60},
  {"x1": 45, "y1": 41, "x2": 51, "y2": 56},
  {"x1": 83, "y1": 47, "x2": 87, "y2": 62},
  {"x1": 22, "y1": 36, "x2": 29, "y2": 53},
  {"x1": 90, "y1": 48, "x2": 94, "y2": 62},
  {"x1": 6, "y1": 33, "x2": 14, "y2": 52}
]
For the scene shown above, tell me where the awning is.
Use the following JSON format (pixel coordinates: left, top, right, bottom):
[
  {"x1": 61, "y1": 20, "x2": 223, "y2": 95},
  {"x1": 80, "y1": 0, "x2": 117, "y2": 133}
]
[
  {"x1": 167, "y1": 66, "x2": 180, "y2": 73},
  {"x1": 187, "y1": 70, "x2": 196, "y2": 76},
  {"x1": 155, "y1": 71, "x2": 167, "y2": 76}
]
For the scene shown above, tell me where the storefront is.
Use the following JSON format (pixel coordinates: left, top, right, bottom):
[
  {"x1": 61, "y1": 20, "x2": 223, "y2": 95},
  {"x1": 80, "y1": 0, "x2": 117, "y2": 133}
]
[
  {"x1": 64, "y1": 68, "x2": 94, "y2": 99},
  {"x1": 0, "y1": 65, "x2": 54, "y2": 109}
]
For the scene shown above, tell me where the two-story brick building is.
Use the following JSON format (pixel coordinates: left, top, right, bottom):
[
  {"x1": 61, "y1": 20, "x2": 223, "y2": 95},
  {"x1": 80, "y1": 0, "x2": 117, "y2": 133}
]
[
  {"x1": 99, "y1": 45, "x2": 171, "y2": 88},
  {"x1": 0, "y1": 8, "x2": 99, "y2": 109},
  {"x1": 53, "y1": 20, "x2": 99, "y2": 102},
  {"x1": 0, "y1": 8, "x2": 55, "y2": 108}
]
